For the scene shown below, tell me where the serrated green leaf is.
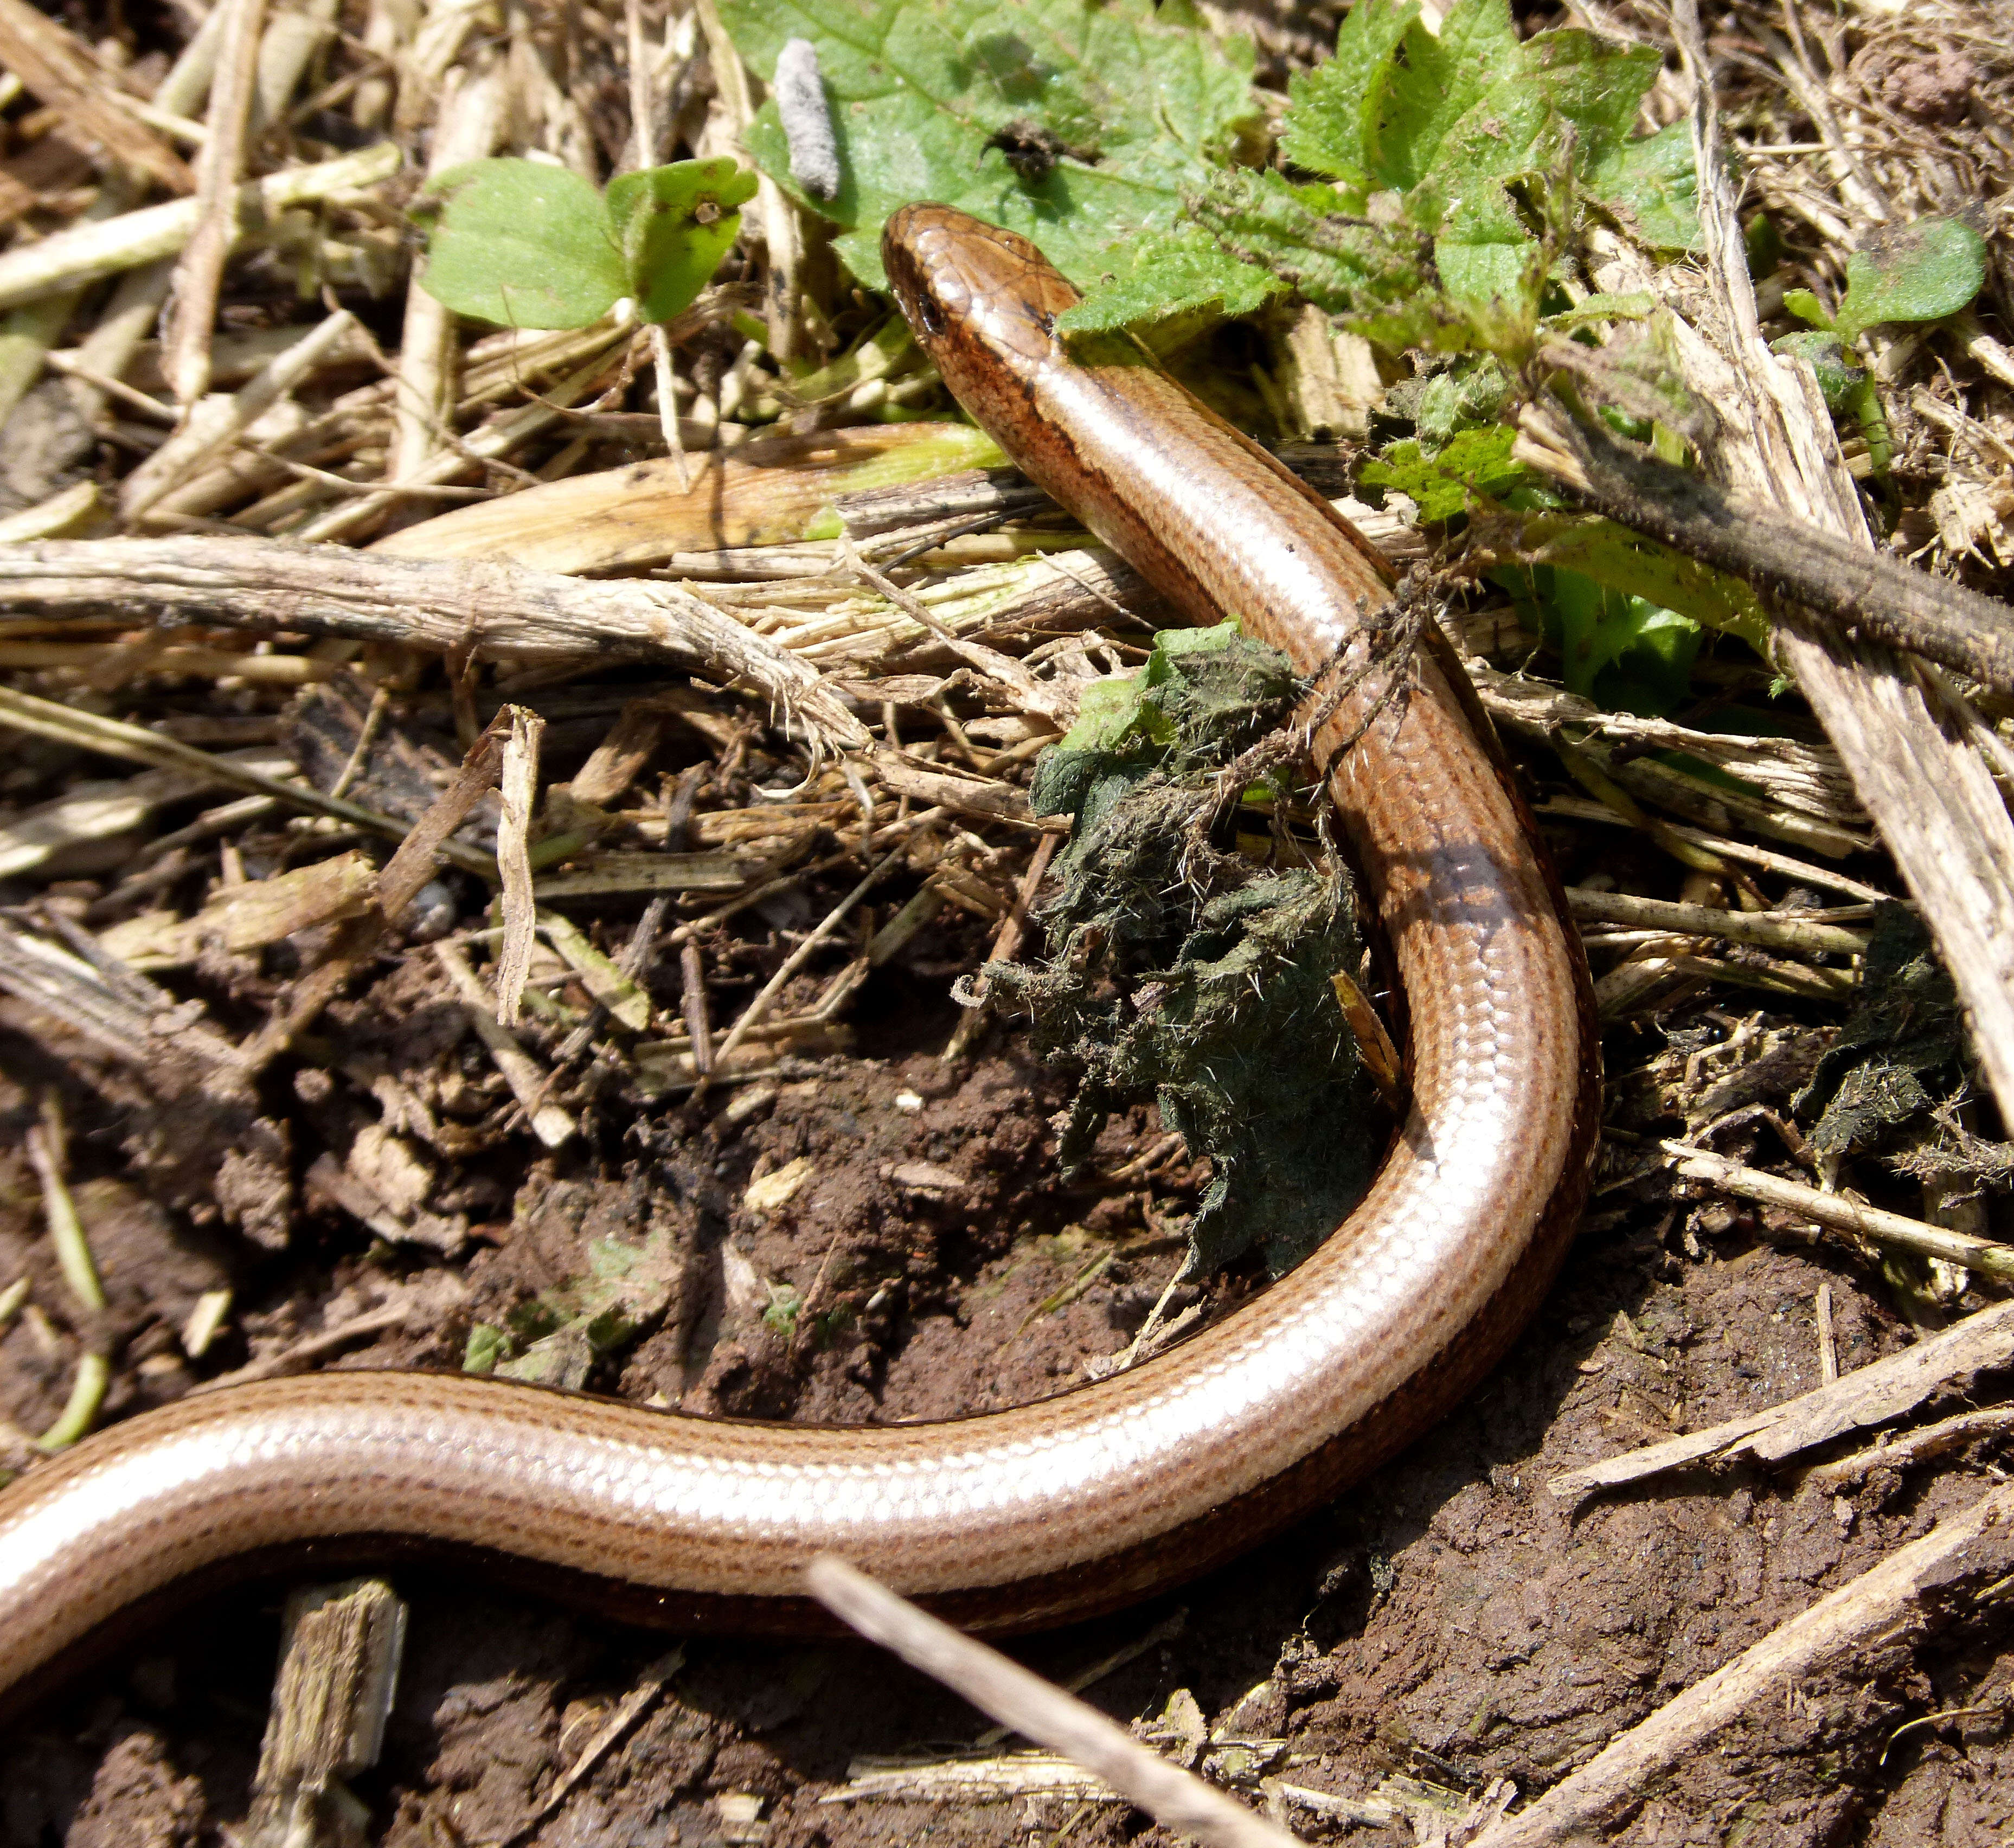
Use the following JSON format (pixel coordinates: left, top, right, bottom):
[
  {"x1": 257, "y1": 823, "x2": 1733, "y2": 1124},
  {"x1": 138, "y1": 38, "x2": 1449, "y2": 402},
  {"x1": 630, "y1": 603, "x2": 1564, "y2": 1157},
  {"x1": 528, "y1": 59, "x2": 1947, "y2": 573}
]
[
  {"x1": 1359, "y1": 425, "x2": 1525, "y2": 521},
  {"x1": 1278, "y1": 0, "x2": 1418, "y2": 194},
  {"x1": 1258, "y1": 0, "x2": 1691, "y2": 350},
  {"x1": 420, "y1": 159, "x2": 626, "y2": 330},
  {"x1": 1059, "y1": 224, "x2": 1284, "y2": 333},
  {"x1": 1833, "y1": 215, "x2": 1987, "y2": 344},
  {"x1": 719, "y1": 0, "x2": 1261, "y2": 290},
  {"x1": 1411, "y1": 25, "x2": 1658, "y2": 234},
  {"x1": 1384, "y1": 356, "x2": 1511, "y2": 450},
  {"x1": 1189, "y1": 166, "x2": 1426, "y2": 319},
  {"x1": 1370, "y1": 0, "x2": 1522, "y2": 193},
  {"x1": 606, "y1": 157, "x2": 759, "y2": 323}
]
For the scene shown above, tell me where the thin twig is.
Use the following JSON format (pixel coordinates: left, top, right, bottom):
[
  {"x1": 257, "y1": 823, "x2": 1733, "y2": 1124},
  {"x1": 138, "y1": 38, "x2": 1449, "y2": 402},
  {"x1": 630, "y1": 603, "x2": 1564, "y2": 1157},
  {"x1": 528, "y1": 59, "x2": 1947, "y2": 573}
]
[
  {"x1": 162, "y1": 0, "x2": 264, "y2": 404},
  {"x1": 0, "y1": 536, "x2": 871, "y2": 753},
  {"x1": 1549, "y1": 1298, "x2": 2014, "y2": 1500},
  {"x1": 806, "y1": 1557, "x2": 1304, "y2": 1848},
  {"x1": 943, "y1": 830, "x2": 1058, "y2": 1061},
  {"x1": 0, "y1": 143, "x2": 401, "y2": 312},
  {"x1": 1666, "y1": 1140, "x2": 2014, "y2": 1281},
  {"x1": 1514, "y1": 396, "x2": 2014, "y2": 696},
  {"x1": 0, "y1": 683, "x2": 493, "y2": 874},
  {"x1": 1567, "y1": 888, "x2": 1869, "y2": 957},
  {"x1": 701, "y1": 846, "x2": 907, "y2": 1087}
]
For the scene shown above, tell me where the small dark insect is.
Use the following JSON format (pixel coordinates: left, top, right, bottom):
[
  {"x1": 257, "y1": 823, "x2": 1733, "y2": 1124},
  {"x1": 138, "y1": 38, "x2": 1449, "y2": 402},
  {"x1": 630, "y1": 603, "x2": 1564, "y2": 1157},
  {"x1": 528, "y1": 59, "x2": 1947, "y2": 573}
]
[{"x1": 985, "y1": 118, "x2": 1100, "y2": 183}]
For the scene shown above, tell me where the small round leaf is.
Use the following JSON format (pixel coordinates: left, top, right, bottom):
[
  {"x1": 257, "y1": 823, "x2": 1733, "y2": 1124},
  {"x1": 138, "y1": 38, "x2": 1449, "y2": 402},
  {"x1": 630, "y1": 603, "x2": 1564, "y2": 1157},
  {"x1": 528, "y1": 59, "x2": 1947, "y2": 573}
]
[{"x1": 419, "y1": 159, "x2": 626, "y2": 330}]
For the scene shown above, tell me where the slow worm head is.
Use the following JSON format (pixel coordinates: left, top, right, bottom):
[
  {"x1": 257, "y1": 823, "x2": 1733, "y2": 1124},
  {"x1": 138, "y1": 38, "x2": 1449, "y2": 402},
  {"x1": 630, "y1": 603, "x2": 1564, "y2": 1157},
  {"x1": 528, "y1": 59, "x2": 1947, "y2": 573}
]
[{"x1": 0, "y1": 205, "x2": 1598, "y2": 1712}]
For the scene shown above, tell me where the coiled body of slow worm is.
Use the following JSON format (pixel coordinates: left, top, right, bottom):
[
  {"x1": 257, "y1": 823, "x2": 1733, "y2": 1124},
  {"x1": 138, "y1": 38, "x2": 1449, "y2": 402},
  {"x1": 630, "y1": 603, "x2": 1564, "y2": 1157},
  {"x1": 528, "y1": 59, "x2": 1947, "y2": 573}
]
[{"x1": 0, "y1": 204, "x2": 1598, "y2": 1707}]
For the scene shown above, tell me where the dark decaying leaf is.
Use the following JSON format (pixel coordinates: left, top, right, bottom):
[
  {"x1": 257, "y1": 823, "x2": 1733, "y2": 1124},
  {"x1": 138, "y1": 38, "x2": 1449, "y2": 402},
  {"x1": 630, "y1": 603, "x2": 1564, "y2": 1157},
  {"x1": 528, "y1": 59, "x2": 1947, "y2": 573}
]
[
  {"x1": 1799, "y1": 905, "x2": 2012, "y2": 1193},
  {"x1": 984, "y1": 625, "x2": 1381, "y2": 1278}
]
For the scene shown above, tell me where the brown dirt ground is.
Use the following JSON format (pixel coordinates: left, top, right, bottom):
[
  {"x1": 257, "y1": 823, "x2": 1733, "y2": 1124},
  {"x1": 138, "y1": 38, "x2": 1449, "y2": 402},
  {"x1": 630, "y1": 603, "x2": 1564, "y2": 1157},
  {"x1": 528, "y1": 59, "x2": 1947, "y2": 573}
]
[{"x1": 4, "y1": 918, "x2": 2014, "y2": 1847}]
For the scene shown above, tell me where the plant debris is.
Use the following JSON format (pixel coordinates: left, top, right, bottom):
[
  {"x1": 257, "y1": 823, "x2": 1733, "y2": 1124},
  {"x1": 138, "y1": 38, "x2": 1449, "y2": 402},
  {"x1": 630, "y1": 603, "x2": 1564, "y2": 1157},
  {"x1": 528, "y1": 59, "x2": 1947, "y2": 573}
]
[{"x1": 984, "y1": 623, "x2": 1380, "y2": 1276}]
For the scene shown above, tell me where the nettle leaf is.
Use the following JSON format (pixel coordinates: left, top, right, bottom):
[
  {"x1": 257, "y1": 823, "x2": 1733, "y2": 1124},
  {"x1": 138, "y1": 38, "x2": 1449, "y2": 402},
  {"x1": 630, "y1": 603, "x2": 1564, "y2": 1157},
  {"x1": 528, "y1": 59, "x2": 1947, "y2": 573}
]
[
  {"x1": 1277, "y1": 0, "x2": 1418, "y2": 197},
  {"x1": 1367, "y1": 0, "x2": 1521, "y2": 193},
  {"x1": 606, "y1": 158, "x2": 759, "y2": 323},
  {"x1": 1256, "y1": 0, "x2": 1695, "y2": 345},
  {"x1": 1190, "y1": 167, "x2": 1427, "y2": 322},
  {"x1": 1056, "y1": 223, "x2": 1284, "y2": 335},
  {"x1": 1360, "y1": 425, "x2": 1526, "y2": 521},
  {"x1": 720, "y1": 0, "x2": 1262, "y2": 291},
  {"x1": 420, "y1": 160, "x2": 627, "y2": 330},
  {"x1": 1833, "y1": 215, "x2": 1988, "y2": 344}
]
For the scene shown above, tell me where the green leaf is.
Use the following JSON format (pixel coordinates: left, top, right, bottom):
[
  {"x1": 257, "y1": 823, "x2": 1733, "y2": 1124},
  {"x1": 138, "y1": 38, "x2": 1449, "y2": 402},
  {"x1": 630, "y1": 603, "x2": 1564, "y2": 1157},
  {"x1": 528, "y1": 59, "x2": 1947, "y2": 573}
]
[
  {"x1": 1541, "y1": 289, "x2": 1656, "y2": 331},
  {"x1": 1832, "y1": 215, "x2": 1988, "y2": 344},
  {"x1": 1058, "y1": 672, "x2": 1173, "y2": 753},
  {"x1": 1383, "y1": 356, "x2": 1512, "y2": 450},
  {"x1": 1781, "y1": 287, "x2": 1833, "y2": 331},
  {"x1": 1184, "y1": 166, "x2": 1427, "y2": 324},
  {"x1": 1584, "y1": 118, "x2": 1699, "y2": 251},
  {"x1": 462, "y1": 1323, "x2": 509, "y2": 1374},
  {"x1": 1255, "y1": 0, "x2": 1693, "y2": 350},
  {"x1": 1057, "y1": 224, "x2": 1285, "y2": 333},
  {"x1": 1359, "y1": 424, "x2": 1526, "y2": 521},
  {"x1": 606, "y1": 157, "x2": 759, "y2": 323},
  {"x1": 1277, "y1": 0, "x2": 1418, "y2": 195},
  {"x1": 1513, "y1": 565, "x2": 1702, "y2": 715},
  {"x1": 420, "y1": 159, "x2": 626, "y2": 330},
  {"x1": 1369, "y1": 0, "x2": 1522, "y2": 194},
  {"x1": 1055, "y1": 621, "x2": 1242, "y2": 754},
  {"x1": 1771, "y1": 329, "x2": 1867, "y2": 413},
  {"x1": 1744, "y1": 211, "x2": 1782, "y2": 276},
  {"x1": 761, "y1": 1282, "x2": 804, "y2": 1337},
  {"x1": 1511, "y1": 511, "x2": 1772, "y2": 659},
  {"x1": 719, "y1": 0, "x2": 1263, "y2": 290},
  {"x1": 1147, "y1": 615, "x2": 1245, "y2": 667}
]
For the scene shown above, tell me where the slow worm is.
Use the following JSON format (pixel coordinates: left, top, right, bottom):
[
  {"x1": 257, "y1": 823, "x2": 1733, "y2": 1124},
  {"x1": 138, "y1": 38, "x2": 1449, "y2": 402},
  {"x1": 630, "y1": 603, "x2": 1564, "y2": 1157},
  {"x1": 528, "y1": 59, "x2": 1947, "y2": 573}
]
[{"x1": 0, "y1": 205, "x2": 1598, "y2": 1705}]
